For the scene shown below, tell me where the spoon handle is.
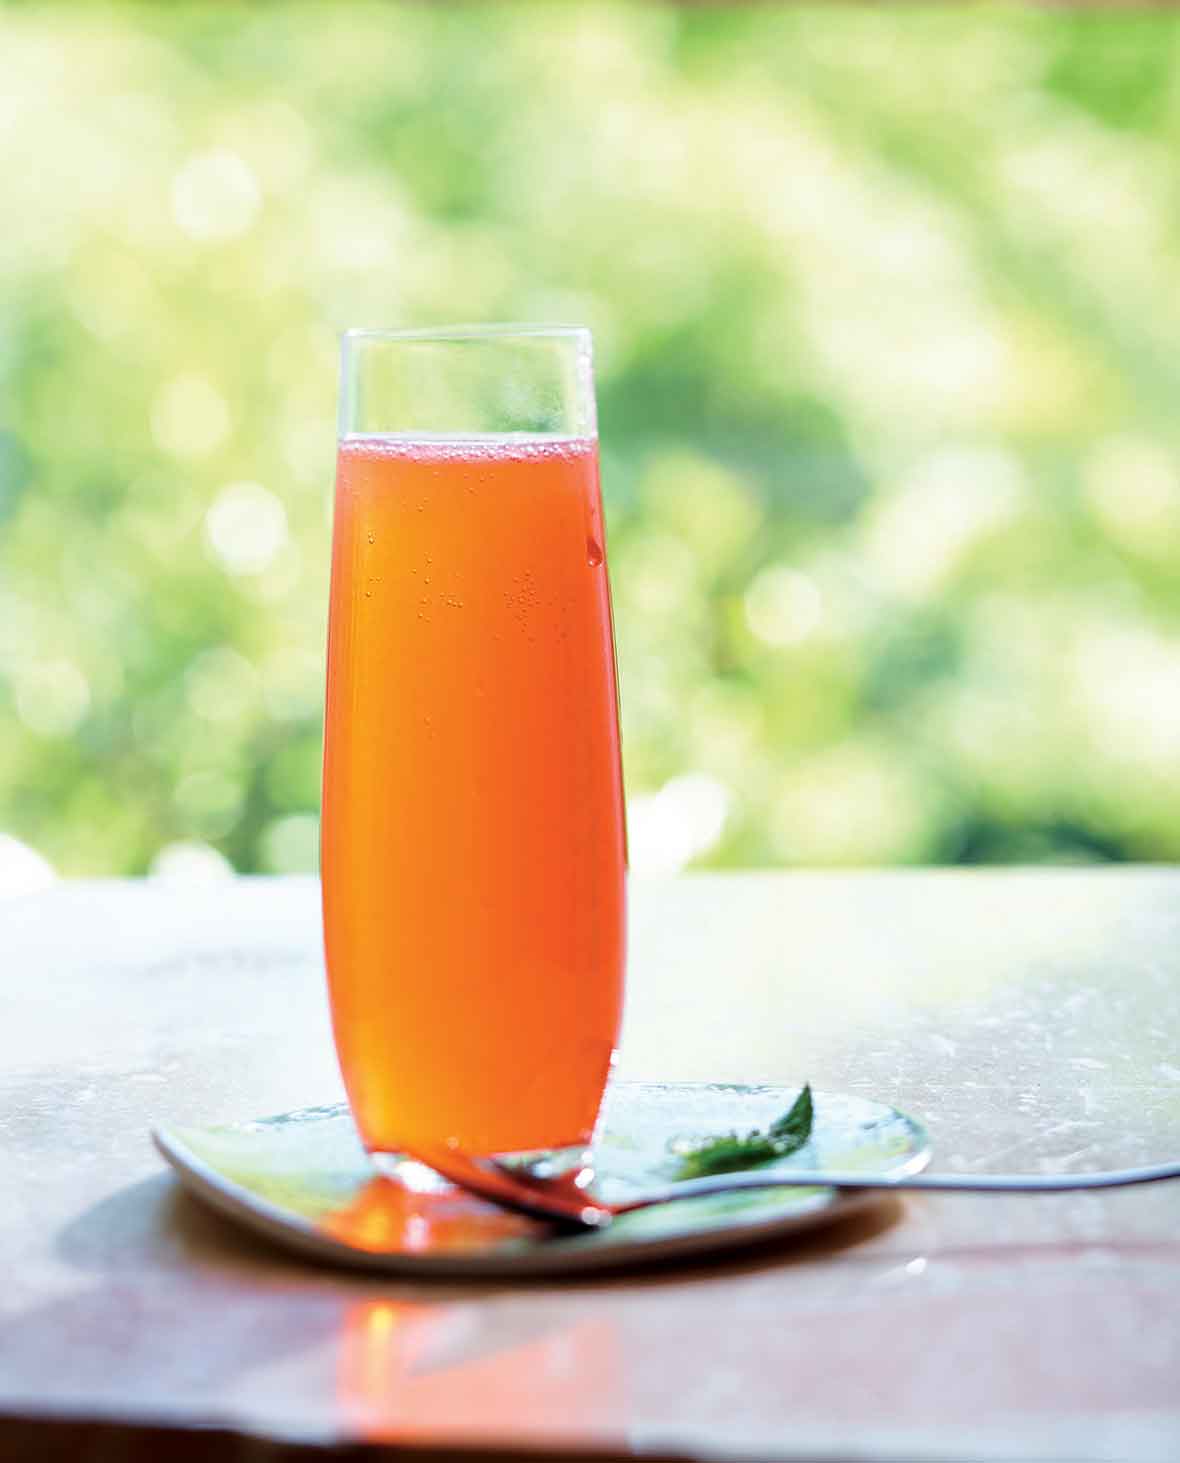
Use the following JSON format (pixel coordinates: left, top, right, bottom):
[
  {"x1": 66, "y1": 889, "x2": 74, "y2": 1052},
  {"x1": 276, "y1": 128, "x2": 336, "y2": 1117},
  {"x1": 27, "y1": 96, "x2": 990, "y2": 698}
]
[{"x1": 623, "y1": 1158, "x2": 1180, "y2": 1208}]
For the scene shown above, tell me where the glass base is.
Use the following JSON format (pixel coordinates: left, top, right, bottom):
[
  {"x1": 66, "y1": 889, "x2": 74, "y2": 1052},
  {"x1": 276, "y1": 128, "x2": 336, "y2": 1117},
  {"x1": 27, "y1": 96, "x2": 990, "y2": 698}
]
[
  {"x1": 369, "y1": 1152, "x2": 453, "y2": 1194},
  {"x1": 368, "y1": 1144, "x2": 593, "y2": 1193},
  {"x1": 496, "y1": 1144, "x2": 594, "y2": 1180}
]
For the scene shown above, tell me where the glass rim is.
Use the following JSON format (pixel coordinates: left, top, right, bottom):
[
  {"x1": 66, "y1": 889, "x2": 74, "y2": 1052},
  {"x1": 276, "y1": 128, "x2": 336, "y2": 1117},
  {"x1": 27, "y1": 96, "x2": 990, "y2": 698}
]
[{"x1": 341, "y1": 323, "x2": 591, "y2": 345}]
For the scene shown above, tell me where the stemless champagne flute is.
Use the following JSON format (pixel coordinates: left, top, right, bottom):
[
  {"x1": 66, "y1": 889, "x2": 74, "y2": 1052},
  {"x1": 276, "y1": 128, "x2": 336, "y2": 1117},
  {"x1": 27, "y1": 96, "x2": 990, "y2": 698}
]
[{"x1": 321, "y1": 325, "x2": 627, "y2": 1162}]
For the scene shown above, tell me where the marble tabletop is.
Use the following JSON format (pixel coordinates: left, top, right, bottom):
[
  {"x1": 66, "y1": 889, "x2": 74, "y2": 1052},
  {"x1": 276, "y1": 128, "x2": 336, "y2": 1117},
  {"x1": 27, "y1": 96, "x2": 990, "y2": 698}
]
[{"x1": 2, "y1": 870, "x2": 1179, "y2": 1462}]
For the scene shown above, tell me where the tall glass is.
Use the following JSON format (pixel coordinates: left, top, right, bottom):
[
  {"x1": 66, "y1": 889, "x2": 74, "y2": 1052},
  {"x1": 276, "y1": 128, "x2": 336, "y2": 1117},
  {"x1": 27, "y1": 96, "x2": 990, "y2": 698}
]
[{"x1": 322, "y1": 325, "x2": 626, "y2": 1160}]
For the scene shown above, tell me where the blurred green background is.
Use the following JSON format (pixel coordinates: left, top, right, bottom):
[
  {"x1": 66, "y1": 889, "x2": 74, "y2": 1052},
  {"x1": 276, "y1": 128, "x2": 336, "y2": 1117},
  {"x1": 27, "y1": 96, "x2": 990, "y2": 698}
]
[{"x1": 3, "y1": 3, "x2": 1180, "y2": 886}]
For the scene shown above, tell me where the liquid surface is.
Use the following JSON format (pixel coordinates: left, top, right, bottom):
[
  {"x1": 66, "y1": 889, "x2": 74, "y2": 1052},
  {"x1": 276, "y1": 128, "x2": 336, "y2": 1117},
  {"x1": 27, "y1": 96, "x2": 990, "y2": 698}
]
[{"x1": 322, "y1": 436, "x2": 626, "y2": 1154}]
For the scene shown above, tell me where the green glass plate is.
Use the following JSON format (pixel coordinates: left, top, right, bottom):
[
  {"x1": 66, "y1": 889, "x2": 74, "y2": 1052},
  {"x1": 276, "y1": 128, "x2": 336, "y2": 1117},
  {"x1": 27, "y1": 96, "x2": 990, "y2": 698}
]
[{"x1": 153, "y1": 1084, "x2": 930, "y2": 1277}]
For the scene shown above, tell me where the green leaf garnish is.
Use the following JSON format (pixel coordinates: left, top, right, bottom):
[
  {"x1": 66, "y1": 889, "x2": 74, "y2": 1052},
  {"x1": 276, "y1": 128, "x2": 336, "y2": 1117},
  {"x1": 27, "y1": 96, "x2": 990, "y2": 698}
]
[
  {"x1": 671, "y1": 1084, "x2": 814, "y2": 1179},
  {"x1": 769, "y1": 1081, "x2": 813, "y2": 1145}
]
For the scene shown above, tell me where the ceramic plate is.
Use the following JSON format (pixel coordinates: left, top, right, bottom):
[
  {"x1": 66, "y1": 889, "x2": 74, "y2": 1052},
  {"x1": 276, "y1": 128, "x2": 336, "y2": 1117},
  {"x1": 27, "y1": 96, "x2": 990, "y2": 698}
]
[{"x1": 154, "y1": 1083, "x2": 930, "y2": 1277}]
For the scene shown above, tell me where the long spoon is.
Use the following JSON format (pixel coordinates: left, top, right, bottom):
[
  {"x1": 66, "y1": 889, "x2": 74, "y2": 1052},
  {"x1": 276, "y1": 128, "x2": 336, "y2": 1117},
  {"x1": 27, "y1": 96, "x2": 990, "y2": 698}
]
[{"x1": 400, "y1": 1140, "x2": 1180, "y2": 1230}]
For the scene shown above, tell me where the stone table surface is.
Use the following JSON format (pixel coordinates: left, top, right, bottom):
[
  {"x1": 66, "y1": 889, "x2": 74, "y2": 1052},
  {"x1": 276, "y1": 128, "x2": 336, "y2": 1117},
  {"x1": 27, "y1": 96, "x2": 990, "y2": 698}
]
[{"x1": 2, "y1": 870, "x2": 1179, "y2": 1462}]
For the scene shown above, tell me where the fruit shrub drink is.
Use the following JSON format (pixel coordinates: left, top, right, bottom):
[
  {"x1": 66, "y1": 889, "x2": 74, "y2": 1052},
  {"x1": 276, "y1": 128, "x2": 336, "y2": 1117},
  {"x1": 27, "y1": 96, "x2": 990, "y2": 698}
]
[{"x1": 322, "y1": 434, "x2": 626, "y2": 1155}]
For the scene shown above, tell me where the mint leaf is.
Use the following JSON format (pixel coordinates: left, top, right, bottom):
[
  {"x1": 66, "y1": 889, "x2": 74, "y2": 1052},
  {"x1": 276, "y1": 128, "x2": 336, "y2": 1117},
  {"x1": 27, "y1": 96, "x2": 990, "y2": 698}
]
[
  {"x1": 671, "y1": 1084, "x2": 815, "y2": 1179},
  {"x1": 769, "y1": 1082, "x2": 813, "y2": 1147},
  {"x1": 673, "y1": 1130, "x2": 782, "y2": 1179}
]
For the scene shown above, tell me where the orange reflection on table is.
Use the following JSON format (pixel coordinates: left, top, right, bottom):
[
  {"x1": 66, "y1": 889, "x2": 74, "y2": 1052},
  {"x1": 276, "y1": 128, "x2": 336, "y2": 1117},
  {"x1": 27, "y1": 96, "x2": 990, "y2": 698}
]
[
  {"x1": 338, "y1": 1297, "x2": 622, "y2": 1443},
  {"x1": 319, "y1": 1174, "x2": 541, "y2": 1254}
]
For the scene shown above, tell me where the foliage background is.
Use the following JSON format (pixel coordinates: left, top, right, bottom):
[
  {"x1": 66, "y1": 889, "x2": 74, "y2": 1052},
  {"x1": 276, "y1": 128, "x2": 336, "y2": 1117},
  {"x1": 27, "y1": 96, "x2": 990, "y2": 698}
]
[{"x1": 3, "y1": 3, "x2": 1180, "y2": 882}]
